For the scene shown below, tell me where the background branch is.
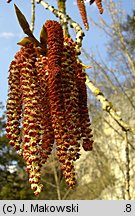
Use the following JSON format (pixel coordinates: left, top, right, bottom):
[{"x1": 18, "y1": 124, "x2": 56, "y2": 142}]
[
  {"x1": 52, "y1": 155, "x2": 61, "y2": 200},
  {"x1": 30, "y1": 0, "x2": 35, "y2": 33},
  {"x1": 125, "y1": 132, "x2": 131, "y2": 200},
  {"x1": 86, "y1": 74, "x2": 135, "y2": 135}
]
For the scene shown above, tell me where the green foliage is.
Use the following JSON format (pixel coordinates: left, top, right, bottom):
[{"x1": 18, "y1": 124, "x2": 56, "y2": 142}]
[
  {"x1": 0, "y1": 171, "x2": 34, "y2": 200},
  {"x1": 121, "y1": 10, "x2": 135, "y2": 54}
]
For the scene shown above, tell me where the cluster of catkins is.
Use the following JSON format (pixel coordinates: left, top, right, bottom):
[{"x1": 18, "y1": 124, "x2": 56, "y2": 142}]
[
  {"x1": 6, "y1": 20, "x2": 93, "y2": 195},
  {"x1": 77, "y1": 0, "x2": 103, "y2": 30}
]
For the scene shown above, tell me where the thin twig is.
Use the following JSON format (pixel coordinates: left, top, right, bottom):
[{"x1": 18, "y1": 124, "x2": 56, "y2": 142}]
[
  {"x1": 96, "y1": 48, "x2": 135, "y2": 109},
  {"x1": 43, "y1": 180, "x2": 56, "y2": 188},
  {"x1": 52, "y1": 155, "x2": 61, "y2": 200},
  {"x1": 106, "y1": 0, "x2": 135, "y2": 78},
  {"x1": 125, "y1": 131, "x2": 131, "y2": 200},
  {"x1": 86, "y1": 75, "x2": 135, "y2": 135},
  {"x1": 82, "y1": 48, "x2": 116, "y2": 91},
  {"x1": 62, "y1": 187, "x2": 71, "y2": 200},
  {"x1": 30, "y1": 0, "x2": 35, "y2": 33},
  {"x1": 103, "y1": 118, "x2": 135, "y2": 150}
]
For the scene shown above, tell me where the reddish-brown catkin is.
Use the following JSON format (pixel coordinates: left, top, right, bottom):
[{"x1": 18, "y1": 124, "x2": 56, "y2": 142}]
[
  {"x1": 76, "y1": 62, "x2": 94, "y2": 151},
  {"x1": 95, "y1": 0, "x2": 103, "y2": 14},
  {"x1": 35, "y1": 55, "x2": 55, "y2": 163},
  {"x1": 6, "y1": 17, "x2": 95, "y2": 194},
  {"x1": 45, "y1": 20, "x2": 64, "y2": 139},
  {"x1": 77, "y1": 0, "x2": 89, "y2": 30},
  {"x1": 19, "y1": 44, "x2": 43, "y2": 195},
  {"x1": 57, "y1": 37, "x2": 82, "y2": 188},
  {"x1": 45, "y1": 20, "x2": 77, "y2": 188},
  {"x1": 90, "y1": 0, "x2": 103, "y2": 14},
  {"x1": 6, "y1": 51, "x2": 22, "y2": 152},
  {"x1": 61, "y1": 37, "x2": 81, "y2": 161}
]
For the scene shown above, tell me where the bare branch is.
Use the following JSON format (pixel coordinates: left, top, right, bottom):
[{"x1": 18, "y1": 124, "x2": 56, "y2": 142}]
[
  {"x1": 103, "y1": 118, "x2": 135, "y2": 150},
  {"x1": 52, "y1": 155, "x2": 61, "y2": 200},
  {"x1": 86, "y1": 75, "x2": 135, "y2": 134},
  {"x1": 57, "y1": 0, "x2": 69, "y2": 37},
  {"x1": 30, "y1": 0, "x2": 35, "y2": 33},
  {"x1": 124, "y1": 132, "x2": 131, "y2": 200}
]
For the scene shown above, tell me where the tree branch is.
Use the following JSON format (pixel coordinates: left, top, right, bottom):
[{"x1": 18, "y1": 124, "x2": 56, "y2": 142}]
[
  {"x1": 36, "y1": 0, "x2": 84, "y2": 54},
  {"x1": 86, "y1": 75, "x2": 135, "y2": 135},
  {"x1": 124, "y1": 132, "x2": 131, "y2": 200},
  {"x1": 57, "y1": 0, "x2": 69, "y2": 37},
  {"x1": 52, "y1": 155, "x2": 61, "y2": 200},
  {"x1": 103, "y1": 118, "x2": 135, "y2": 150},
  {"x1": 36, "y1": 0, "x2": 135, "y2": 135},
  {"x1": 30, "y1": 0, "x2": 35, "y2": 33}
]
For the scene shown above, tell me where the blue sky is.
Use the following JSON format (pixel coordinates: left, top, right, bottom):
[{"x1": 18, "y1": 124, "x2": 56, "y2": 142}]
[{"x1": 0, "y1": 0, "x2": 134, "y2": 108}]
